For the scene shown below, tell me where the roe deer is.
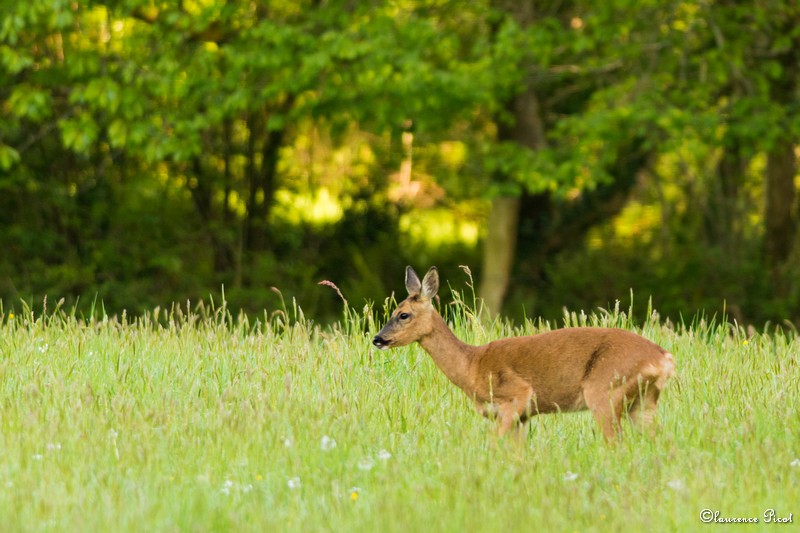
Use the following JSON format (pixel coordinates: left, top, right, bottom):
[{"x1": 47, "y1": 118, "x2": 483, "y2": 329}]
[{"x1": 372, "y1": 266, "x2": 675, "y2": 441}]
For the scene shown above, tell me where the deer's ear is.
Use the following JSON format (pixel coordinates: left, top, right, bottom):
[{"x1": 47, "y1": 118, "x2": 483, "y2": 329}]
[
  {"x1": 405, "y1": 266, "x2": 422, "y2": 295},
  {"x1": 420, "y1": 267, "x2": 439, "y2": 300}
]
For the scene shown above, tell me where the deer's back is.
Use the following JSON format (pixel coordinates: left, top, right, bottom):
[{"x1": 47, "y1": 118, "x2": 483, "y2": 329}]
[{"x1": 470, "y1": 327, "x2": 667, "y2": 412}]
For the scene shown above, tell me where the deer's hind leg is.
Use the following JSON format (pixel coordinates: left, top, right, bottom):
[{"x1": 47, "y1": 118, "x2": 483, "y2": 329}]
[
  {"x1": 583, "y1": 380, "x2": 628, "y2": 442},
  {"x1": 584, "y1": 354, "x2": 675, "y2": 441},
  {"x1": 626, "y1": 380, "x2": 660, "y2": 430},
  {"x1": 627, "y1": 354, "x2": 675, "y2": 433}
]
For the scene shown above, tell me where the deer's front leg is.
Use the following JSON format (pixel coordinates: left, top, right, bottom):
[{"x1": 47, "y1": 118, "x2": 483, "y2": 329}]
[
  {"x1": 497, "y1": 402, "x2": 524, "y2": 437},
  {"x1": 474, "y1": 398, "x2": 499, "y2": 419},
  {"x1": 496, "y1": 387, "x2": 535, "y2": 438}
]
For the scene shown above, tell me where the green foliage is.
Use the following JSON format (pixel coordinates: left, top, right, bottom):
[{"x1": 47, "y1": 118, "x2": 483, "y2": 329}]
[{"x1": 1, "y1": 0, "x2": 799, "y2": 325}]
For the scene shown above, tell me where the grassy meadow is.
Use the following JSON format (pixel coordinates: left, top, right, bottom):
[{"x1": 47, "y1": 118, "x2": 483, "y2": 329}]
[{"x1": 0, "y1": 291, "x2": 798, "y2": 532}]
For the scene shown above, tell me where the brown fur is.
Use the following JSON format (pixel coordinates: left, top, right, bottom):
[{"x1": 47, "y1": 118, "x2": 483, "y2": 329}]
[{"x1": 373, "y1": 266, "x2": 676, "y2": 441}]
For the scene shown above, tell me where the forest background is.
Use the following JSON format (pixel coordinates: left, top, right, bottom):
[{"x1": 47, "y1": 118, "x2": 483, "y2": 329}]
[{"x1": 2, "y1": 0, "x2": 799, "y2": 327}]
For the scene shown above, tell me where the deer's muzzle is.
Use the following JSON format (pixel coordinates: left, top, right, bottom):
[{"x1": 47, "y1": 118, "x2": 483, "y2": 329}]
[{"x1": 372, "y1": 335, "x2": 390, "y2": 349}]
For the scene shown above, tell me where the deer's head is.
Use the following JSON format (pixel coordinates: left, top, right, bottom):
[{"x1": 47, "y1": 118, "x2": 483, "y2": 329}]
[{"x1": 372, "y1": 266, "x2": 439, "y2": 350}]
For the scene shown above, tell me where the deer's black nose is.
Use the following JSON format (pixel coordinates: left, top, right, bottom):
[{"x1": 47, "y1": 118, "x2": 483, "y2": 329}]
[{"x1": 373, "y1": 335, "x2": 388, "y2": 348}]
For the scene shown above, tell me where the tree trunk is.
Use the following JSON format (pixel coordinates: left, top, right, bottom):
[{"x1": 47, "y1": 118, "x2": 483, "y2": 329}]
[
  {"x1": 189, "y1": 157, "x2": 234, "y2": 274},
  {"x1": 480, "y1": 197, "x2": 521, "y2": 314},
  {"x1": 707, "y1": 138, "x2": 746, "y2": 256},
  {"x1": 245, "y1": 112, "x2": 261, "y2": 253},
  {"x1": 764, "y1": 138, "x2": 797, "y2": 280},
  {"x1": 763, "y1": 28, "x2": 799, "y2": 293},
  {"x1": 245, "y1": 108, "x2": 289, "y2": 254},
  {"x1": 245, "y1": 128, "x2": 282, "y2": 252},
  {"x1": 478, "y1": 1, "x2": 546, "y2": 316},
  {"x1": 479, "y1": 82, "x2": 548, "y2": 316}
]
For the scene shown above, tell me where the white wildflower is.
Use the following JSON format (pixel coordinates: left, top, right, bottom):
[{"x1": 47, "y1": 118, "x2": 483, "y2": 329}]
[
  {"x1": 358, "y1": 458, "x2": 374, "y2": 471},
  {"x1": 320, "y1": 435, "x2": 337, "y2": 451},
  {"x1": 563, "y1": 471, "x2": 579, "y2": 482},
  {"x1": 378, "y1": 449, "x2": 392, "y2": 461},
  {"x1": 790, "y1": 458, "x2": 800, "y2": 468},
  {"x1": 287, "y1": 476, "x2": 301, "y2": 490},
  {"x1": 667, "y1": 479, "x2": 685, "y2": 491}
]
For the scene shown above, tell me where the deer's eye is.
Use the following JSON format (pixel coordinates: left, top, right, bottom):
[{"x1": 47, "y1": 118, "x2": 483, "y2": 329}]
[{"x1": 399, "y1": 312, "x2": 411, "y2": 320}]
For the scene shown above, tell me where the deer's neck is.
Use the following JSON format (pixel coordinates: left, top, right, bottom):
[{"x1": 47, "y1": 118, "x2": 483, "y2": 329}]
[{"x1": 418, "y1": 312, "x2": 477, "y2": 392}]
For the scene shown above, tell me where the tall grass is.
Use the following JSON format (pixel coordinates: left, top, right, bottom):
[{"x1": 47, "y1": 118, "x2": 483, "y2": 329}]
[{"x1": 0, "y1": 286, "x2": 798, "y2": 532}]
